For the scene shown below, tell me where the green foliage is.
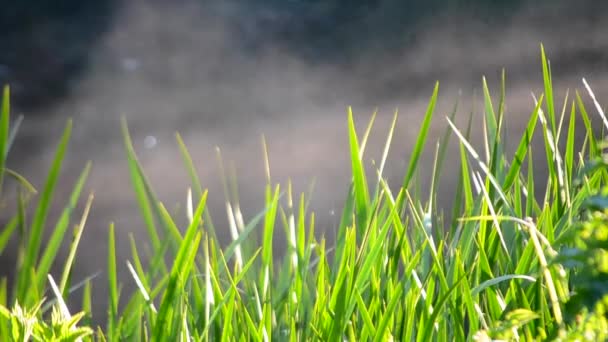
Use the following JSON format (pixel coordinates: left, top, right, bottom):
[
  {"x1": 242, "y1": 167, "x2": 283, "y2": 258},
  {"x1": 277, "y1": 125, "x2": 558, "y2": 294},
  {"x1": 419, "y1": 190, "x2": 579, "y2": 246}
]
[
  {"x1": 548, "y1": 157, "x2": 608, "y2": 340},
  {"x1": 1, "y1": 46, "x2": 608, "y2": 340},
  {"x1": 0, "y1": 300, "x2": 93, "y2": 342}
]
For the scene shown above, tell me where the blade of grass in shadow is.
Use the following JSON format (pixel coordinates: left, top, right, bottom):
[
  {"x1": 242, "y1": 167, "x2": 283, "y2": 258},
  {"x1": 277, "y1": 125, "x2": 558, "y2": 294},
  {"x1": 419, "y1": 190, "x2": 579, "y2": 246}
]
[
  {"x1": 372, "y1": 278, "x2": 404, "y2": 342},
  {"x1": 17, "y1": 119, "x2": 72, "y2": 306},
  {"x1": 332, "y1": 183, "x2": 355, "y2": 273},
  {"x1": 6, "y1": 114, "x2": 22, "y2": 156},
  {"x1": 418, "y1": 275, "x2": 465, "y2": 342},
  {"x1": 0, "y1": 216, "x2": 18, "y2": 254},
  {"x1": 354, "y1": 288, "x2": 376, "y2": 337},
  {"x1": 327, "y1": 226, "x2": 356, "y2": 341}
]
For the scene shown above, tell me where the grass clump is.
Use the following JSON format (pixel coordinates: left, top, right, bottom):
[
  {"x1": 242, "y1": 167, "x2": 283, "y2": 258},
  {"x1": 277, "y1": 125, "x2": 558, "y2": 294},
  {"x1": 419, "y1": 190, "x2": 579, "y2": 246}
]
[{"x1": 0, "y1": 46, "x2": 608, "y2": 340}]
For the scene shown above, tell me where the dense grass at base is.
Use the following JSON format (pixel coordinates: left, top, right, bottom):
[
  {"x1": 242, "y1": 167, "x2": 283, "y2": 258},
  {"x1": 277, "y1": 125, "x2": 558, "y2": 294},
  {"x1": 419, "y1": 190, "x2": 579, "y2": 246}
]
[{"x1": 1, "y1": 46, "x2": 608, "y2": 341}]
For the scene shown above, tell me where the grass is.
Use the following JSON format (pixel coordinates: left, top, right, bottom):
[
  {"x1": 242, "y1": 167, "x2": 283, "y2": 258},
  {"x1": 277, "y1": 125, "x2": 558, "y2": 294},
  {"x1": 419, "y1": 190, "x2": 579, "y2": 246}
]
[{"x1": 1, "y1": 45, "x2": 608, "y2": 340}]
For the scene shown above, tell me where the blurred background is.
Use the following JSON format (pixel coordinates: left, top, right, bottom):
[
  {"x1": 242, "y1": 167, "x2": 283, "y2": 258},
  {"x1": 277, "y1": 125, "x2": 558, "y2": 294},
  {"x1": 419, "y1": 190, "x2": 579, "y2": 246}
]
[
  {"x1": 1, "y1": 0, "x2": 607, "y2": 325},
  {"x1": 2, "y1": 0, "x2": 606, "y2": 111}
]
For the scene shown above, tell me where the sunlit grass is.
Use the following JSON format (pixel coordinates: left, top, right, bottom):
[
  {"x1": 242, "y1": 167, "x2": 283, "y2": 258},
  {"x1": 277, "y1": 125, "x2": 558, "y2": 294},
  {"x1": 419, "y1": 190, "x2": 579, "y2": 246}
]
[{"x1": 1, "y1": 45, "x2": 608, "y2": 340}]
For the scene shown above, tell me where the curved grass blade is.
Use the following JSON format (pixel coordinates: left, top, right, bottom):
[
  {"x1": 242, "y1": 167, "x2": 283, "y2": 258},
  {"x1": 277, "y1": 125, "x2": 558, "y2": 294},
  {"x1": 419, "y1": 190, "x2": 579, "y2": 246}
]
[{"x1": 471, "y1": 274, "x2": 536, "y2": 297}]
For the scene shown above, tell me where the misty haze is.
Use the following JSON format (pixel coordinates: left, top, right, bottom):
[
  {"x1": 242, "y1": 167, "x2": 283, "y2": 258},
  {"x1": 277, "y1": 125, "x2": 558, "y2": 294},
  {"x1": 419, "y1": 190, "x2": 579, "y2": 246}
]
[{"x1": 1, "y1": 0, "x2": 607, "y2": 330}]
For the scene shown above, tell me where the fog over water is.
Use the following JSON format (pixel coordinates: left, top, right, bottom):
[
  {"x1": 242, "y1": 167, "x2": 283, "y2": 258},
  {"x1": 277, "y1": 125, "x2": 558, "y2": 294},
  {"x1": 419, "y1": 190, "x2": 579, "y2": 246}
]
[{"x1": 2, "y1": 0, "x2": 607, "y2": 322}]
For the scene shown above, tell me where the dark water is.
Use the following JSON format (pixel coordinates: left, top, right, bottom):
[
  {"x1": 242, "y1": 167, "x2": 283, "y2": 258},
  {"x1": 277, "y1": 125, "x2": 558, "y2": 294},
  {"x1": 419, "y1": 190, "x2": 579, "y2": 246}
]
[{"x1": 1, "y1": 0, "x2": 607, "y2": 325}]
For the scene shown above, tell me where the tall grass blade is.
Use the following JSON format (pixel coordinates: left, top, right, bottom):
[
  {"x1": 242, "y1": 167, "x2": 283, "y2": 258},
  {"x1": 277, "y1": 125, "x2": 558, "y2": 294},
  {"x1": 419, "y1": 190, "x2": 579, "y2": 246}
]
[
  {"x1": 59, "y1": 193, "x2": 94, "y2": 296},
  {"x1": 540, "y1": 44, "x2": 556, "y2": 133},
  {"x1": 17, "y1": 119, "x2": 72, "y2": 305},
  {"x1": 36, "y1": 162, "x2": 91, "y2": 291},
  {"x1": 347, "y1": 107, "x2": 370, "y2": 229},
  {"x1": 107, "y1": 223, "x2": 119, "y2": 341},
  {"x1": 0, "y1": 86, "x2": 10, "y2": 194},
  {"x1": 503, "y1": 97, "x2": 542, "y2": 190},
  {"x1": 152, "y1": 191, "x2": 207, "y2": 340},
  {"x1": 403, "y1": 82, "x2": 439, "y2": 189}
]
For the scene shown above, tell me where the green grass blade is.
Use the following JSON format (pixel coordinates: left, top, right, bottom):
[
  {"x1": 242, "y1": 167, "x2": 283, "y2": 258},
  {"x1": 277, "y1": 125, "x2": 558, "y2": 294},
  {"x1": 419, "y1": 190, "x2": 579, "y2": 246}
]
[
  {"x1": 503, "y1": 96, "x2": 542, "y2": 190},
  {"x1": 0, "y1": 86, "x2": 10, "y2": 194},
  {"x1": 107, "y1": 222, "x2": 119, "y2": 341},
  {"x1": 482, "y1": 76, "x2": 498, "y2": 160},
  {"x1": 36, "y1": 162, "x2": 91, "y2": 291},
  {"x1": 403, "y1": 82, "x2": 439, "y2": 189},
  {"x1": 121, "y1": 118, "x2": 162, "y2": 254},
  {"x1": 347, "y1": 107, "x2": 370, "y2": 229},
  {"x1": 175, "y1": 132, "x2": 203, "y2": 210},
  {"x1": 540, "y1": 44, "x2": 556, "y2": 133},
  {"x1": 59, "y1": 192, "x2": 94, "y2": 296},
  {"x1": 471, "y1": 274, "x2": 536, "y2": 297},
  {"x1": 582, "y1": 78, "x2": 608, "y2": 131},
  {"x1": 564, "y1": 101, "x2": 577, "y2": 203},
  {"x1": 419, "y1": 275, "x2": 465, "y2": 342},
  {"x1": 17, "y1": 119, "x2": 72, "y2": 305},
  {"x1": 575, "y1": 91, "x2": 598, "y2": 158},
  {"x1": 373, "y1": 280, "x2": 404, "y2": 342},
  {"x1": 0, "y1": 216, "x2": 18, "y2": 254},
  {"x1": 152, "y1": 191, "x2": 207, "y2": 340}
]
